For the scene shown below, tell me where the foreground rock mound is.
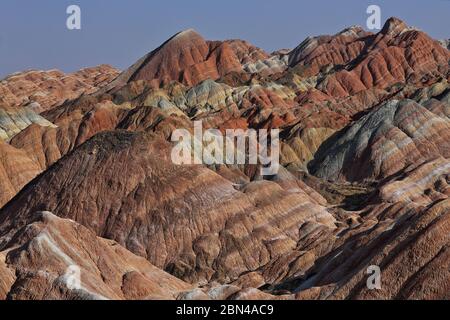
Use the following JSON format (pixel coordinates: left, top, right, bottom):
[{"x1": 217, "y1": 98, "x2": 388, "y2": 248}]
[
  {"x1": 311, "y1": 99, "x2": 450, "y2": 182},
  {"x1": 0, "y1": 130, "x2": 335, "y2": 285},
  {"x1": 0, "y1": 211, "x2": 191, "y2": 300}
]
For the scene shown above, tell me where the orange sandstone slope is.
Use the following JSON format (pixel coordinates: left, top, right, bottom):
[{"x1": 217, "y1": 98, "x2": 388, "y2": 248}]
[{"x1": 107, "y1": 29, "x2": 269, "y2": 89}]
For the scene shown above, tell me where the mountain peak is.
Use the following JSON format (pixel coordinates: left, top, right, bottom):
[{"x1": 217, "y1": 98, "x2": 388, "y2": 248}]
[
  {"x1": 336, "y1": 25, "x2": 366, "y2": 38},
  {"x1": 167, "y1": 28, "x2": 204, "y2": 44},
  {"x1": 381, "y1": 17, "x2": 409, "y2": 36},
  {"x1": 152, "y1": 29, "x2": 207, "y2": 54},
  {"x1": 173, "y1": 28, "x2": 198, "y2": 38}
]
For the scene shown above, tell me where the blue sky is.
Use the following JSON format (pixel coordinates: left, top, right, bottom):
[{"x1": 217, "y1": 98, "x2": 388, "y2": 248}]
[{"x1": 1, "y1": 0, "x2": 449, "y2": 78}]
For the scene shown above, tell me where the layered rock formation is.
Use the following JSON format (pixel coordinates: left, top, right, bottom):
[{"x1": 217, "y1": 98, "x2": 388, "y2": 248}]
[
  {"x1": 0, "y1": 104, "x2": 56, "y2": 141},
  {"x1": 288, "y1": 157, "x2": 450, "y2": 300},
  {"x1": 0, "y1": 141, "x2": 41, "y2": 208},
  {"x1": 108, "y1": 29, "x2": 268, "y2": 89},
  {"x1": 0, "y1": 211, "x2": 192, "y2": 300},
  {"x1": 311, "y1": 99, "x2": 450, "y2": 182},
  {"x1": 0, "y1": 65, "x2": 119, "y2": 112},
  {"x1": 0, "y1": 210, "x2": 293, "y2": 300},
  {"x1": 0, "y1": 131, "x2": 335, "y2": 285},
  {"x1": 0, "y1": 17, "x2": 449, "y2": 300}
]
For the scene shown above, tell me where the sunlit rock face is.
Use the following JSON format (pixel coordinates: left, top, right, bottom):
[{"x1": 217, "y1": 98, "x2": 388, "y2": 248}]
[{"x1": 0, "y1": 17, "x2": 449, "y2": 300}]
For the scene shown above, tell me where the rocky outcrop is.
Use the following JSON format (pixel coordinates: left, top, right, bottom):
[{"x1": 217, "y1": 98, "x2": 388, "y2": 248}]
[
  {"x1": 291, "y1": 198, "x2": 450, "y2": 300},
  {"x1": 0, "y1": 209, "x2": 298, "y2": 300},
  {"x1": 288, "y1": 18, "x2": 450, "y2": 98},
  {"x1": 379, "y1": 157, "x2": 450, "y2": 204},
  {"x1": 0, "y1": 211, "x2": 298, "y2": 300},
  {"x1": 243, "y1": 53, "x2": 289, "y2": 77},
  {"x1": 0, "y1": 97, "x2": 130, "y2": 208},
  {"x1": 288, "y1": 25, "x2": 370, "y2": 74},
  {"x1": 321, "y1": 20, "x2": 449, "y2": 97}
]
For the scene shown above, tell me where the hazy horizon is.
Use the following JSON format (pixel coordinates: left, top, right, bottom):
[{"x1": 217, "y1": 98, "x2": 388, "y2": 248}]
[{"x1": 1, "y1": 0, "x2": 450, "y2": 78}]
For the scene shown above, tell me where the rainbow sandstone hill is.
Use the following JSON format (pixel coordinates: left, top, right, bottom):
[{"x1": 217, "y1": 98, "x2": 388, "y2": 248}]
[{"x1": 0, "y1": 17, "x2": 449, "y2": 300}]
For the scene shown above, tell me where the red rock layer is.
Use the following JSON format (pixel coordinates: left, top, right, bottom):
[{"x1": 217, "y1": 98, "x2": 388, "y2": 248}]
[
  {"x1": 0, "y1": 131, "x2": 335, "y2": 285},
  {"x1": 0, "y1": 65, "x2": 119, "y2": 112},
  {"x1": 0, "y1": 211, "x2": 192, "y2": 300},
  {"x1": 0, "y1": 17, "x2": 449, "y2": 301},
  {"x1": 311, "y1": 99, "x2": 450, "y2": 182},
  {"x1": 109, "y1": 29, "x2": 268, "y2": 89},
  {"x1": 0, "y1": 141, "x2": 41, "y2": 207}
]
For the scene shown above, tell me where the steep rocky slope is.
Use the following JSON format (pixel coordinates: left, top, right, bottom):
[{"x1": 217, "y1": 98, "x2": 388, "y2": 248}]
[
  {"x1": 0, "y1": 211, "x2": 192, "y2": 300},
  {"x1": 0, "y1": 131, "x2": 335, "y2": 285},
  {"x1": 0, "y1": 141, "x2": 41, "y2": 207},
  {"x1": 0, "y1": 104, "x2": 56, "y2": 141},
  {"x1": 0, "y1": 210, "x2": 294, "y2": 300},
  {"x1": 289, "y1": 157, "x2": 450, "y2": 300},
  {"x1": 311, "y1": 98, "x2": 450, "y2": 182}
]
